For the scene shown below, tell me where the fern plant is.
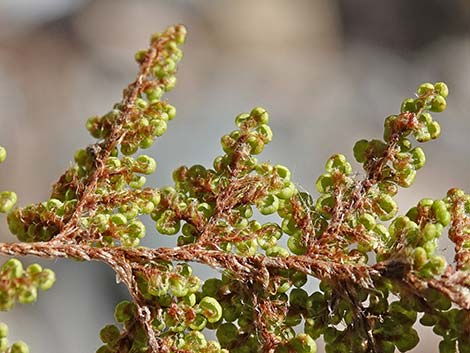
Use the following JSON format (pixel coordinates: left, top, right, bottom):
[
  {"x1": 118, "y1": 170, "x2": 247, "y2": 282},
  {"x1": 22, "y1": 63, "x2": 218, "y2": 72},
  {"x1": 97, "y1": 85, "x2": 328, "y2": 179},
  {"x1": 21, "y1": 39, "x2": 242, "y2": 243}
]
[{"x1": 0, "y1": 24, "x2": 468, "y2": 353}]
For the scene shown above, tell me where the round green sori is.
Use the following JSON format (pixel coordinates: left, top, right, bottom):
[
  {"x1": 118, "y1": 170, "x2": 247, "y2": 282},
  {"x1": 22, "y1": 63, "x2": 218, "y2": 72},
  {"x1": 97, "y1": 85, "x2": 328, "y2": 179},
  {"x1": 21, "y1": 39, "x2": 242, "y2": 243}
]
[
  {"x1": 277, "y1": 180, "x2": 297, "y2": 199},
  {"x1": 250, "y1": 106, "x2": 269, "y2": 125},
  {"x1": 216, "y1": 323, "x2": 239, "y2": 347},
  {"x1": 169, "y1": 275, "x2": 188, "y2": 297},
  {"x1": 430, "y1": 95, "x2": 447, "y2": 112},
  {"x1": 135, "y1": 155, "x2": 157, "y2": 175},
  {"x1": 100, "y1": 325, "x2": 121, "y2": 345},
  {"x1": 2, "y1": 259, "x2": 23, "y2": 279},
  {"x1": 315, "y1": 173, "x2": 334, "y2": 194},
  {"x1": 416, "y1": 82, "x2": 434, "y2": 96},
  {"x1": 257, "y1": 194, "x2": 280, "y2": 215},
  {"x1": 198, "y1": 296, "x2": 223, "y2": 323},
  {"x1": 325, "y1": 154, "x2": 352, "y2": 175},
  {"x1": 155, "y1": 210, "x2": 181, "y2": 235},
  {"x1": 10, "y1": 341, "x2": 30, "y2": 353},
  {"x1": 374, "y1": 193, "x2": 398, "y2": 221},
  {"x1": 114, "y1": 301, "x2": 134, "y2": 323},
  {"x1": 401, "y1": 98, "x2": 418, "y2": 113},
  {"x1": 353, "y1": 139, "x2": 369, "y2": 163},
  {"x1": 201, "y1": 278, "x2": 222, "y2": 297},
  {"x1": 287, "y1": 234, "x2": 306, "y2": 255},
  {"x1": 357, "y1": 212, "x2": 376, "y2": 231},
  {"x1": 0, "y1": 146, "x2": 6, "y2": 163},
  {"x1": 17, "y1": 287, "x2": 38, "y2": 304},
  {"x1": 434, "y1": 82, "x2": 449, "y2": 98},
  {"x1": 38, "y1": 269, "x2": 56, "y2": 291}
]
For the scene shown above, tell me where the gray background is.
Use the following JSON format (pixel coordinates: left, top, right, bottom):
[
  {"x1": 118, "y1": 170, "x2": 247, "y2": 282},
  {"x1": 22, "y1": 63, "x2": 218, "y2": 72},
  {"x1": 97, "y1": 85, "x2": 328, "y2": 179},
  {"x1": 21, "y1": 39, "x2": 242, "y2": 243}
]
[{"x1": 0, "y1": 1, "x2": 469, "y2": 352}]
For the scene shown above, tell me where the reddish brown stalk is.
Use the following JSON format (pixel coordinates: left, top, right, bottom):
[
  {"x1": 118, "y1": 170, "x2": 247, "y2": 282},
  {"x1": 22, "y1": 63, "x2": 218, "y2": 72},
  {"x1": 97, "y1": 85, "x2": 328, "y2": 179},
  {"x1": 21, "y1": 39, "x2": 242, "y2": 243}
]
[
  {"x1": 0, "y1": 241, "x2": 380, "y2": 288},
  {"x1": 406, "y1": 272, "x2": 470, "y2": 310},
  {"x1": 289, "y1": 195, "x2": 317, "y2": 254},
  {"x1": 253, "y1": 295, "x2": 283, "y2": 353},
  {"x1": 197, "y1": 174, "x2": 268, "y2": 246}
]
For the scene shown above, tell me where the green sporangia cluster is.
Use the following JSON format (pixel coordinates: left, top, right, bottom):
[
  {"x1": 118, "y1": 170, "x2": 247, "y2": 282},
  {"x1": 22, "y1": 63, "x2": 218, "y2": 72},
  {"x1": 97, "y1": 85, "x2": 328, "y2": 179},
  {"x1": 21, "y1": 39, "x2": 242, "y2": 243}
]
[
  {"x1": 96, "y1": 263, "x2": 230, "y2": 353},
  {"x1": 0, "y1": 322, "x2": 29, "y2": 353},
  {"x1": 0, "y1": 146, "x2": 53, "y2": 353},
  {"x1": 0, "y1": 259, "x2": 55, "y2": 310},
  {"x1": 0, "y1": 25, "x2": 469, "y2": 353},
  {"x1": 0, "y1": 258, "x2": 54, "y2": 353}
]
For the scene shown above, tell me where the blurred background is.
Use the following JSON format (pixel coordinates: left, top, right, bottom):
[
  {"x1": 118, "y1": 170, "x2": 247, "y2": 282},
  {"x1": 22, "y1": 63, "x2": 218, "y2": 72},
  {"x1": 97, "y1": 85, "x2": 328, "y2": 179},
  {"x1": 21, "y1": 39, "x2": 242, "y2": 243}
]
[{"x1": 0, "y1": 0, "x2": 468, "y2": 352}]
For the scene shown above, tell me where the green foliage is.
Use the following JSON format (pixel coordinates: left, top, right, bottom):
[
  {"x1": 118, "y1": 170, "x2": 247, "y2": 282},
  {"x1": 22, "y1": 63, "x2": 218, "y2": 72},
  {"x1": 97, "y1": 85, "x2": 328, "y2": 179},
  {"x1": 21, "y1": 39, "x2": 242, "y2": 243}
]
[{"x1": 0, "y1": 24, "x2": 468, "y2": 353}]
